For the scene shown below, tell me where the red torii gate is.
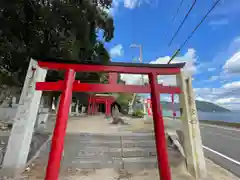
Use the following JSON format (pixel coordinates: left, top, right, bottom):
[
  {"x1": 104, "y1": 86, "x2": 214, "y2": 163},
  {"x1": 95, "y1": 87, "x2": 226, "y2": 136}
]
[
  {"x1": 88, "y1": 72, "x2": 118, "y2": 116},
  {"x1": 35, "y1": 59, "x2": 185, "y2": 180},
  {"x1": 88, "y1": 95, "x2": 115, "y2": 116}
]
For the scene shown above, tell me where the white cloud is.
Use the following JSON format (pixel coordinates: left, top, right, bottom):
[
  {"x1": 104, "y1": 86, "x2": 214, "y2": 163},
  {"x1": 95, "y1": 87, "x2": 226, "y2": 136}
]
[
  {"x1": 110, "y1": 44, "x2": 124, "y2": 58},
  {"x1": 150, "y1": 48, "x2": 197, "y2": 75},
  {"x1": 200, "y1": 36, "x2": 240, "y2": 77},
  {"x1": 215, "y1": 97, "x2": 240, "y2": 110},
  {"x1": 107, "y1": 0, "x2": 148, "y2": 15},
  {"x1": 209, "y1": 75, "x2": 219, "y2": 81},
  {"x1": 222, "y1": 81, "x2": 240, "y2": 89},
  {"x1": 121, "y1": 48, "x2": 197, "y2": 86},
  {"x1": 209, "y1": 18, "x2": 229, "y2": 26},
  {"x1": 223, "y1": 51, "x2": 240, "y2": 74},
  {"x1": 120, "y1": 74, "x2": 145, "y2": 85},
  {"x1": 199, "y1": 36, "x2": 240, "y2": 82},
  {"x1": 124, "y1": 0, "x2": 140, "y2": 9},
  {"x1": 215, "y1": 97, "x2": 239, "y2": 104},
  {"x1": 195, "y1": 81, "x2": 240, "y2": 110},
  {"x1": 207, "y1": 67, "x2": 216, "y2": 72}
]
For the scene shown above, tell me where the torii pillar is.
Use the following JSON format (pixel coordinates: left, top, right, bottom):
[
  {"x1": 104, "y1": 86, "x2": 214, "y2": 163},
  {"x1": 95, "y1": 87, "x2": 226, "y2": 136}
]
[{"x1": 176, "y1": 70, "x2": 206, "y2": 179}]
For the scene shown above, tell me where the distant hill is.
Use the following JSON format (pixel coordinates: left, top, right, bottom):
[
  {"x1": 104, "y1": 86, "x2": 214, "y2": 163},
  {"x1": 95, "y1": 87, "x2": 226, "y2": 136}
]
[{"x1": 161, "y1": 100, "x2": 231, "y2": 112}]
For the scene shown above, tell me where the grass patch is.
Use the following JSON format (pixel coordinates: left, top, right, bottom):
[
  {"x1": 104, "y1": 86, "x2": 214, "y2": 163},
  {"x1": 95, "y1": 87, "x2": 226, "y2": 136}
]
[{"x1": 200, "y1": 120, "x2": 240, "y2": 128}]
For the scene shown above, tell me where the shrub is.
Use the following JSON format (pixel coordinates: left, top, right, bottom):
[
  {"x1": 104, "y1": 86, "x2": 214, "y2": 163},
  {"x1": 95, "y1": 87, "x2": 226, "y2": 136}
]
[{"x1": 132, "y1": 110, "x2": 145, "y2": 117}]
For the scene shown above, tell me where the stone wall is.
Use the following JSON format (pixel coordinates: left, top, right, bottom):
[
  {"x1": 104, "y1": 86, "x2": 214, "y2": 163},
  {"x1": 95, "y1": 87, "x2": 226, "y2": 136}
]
[{"x1": 0, "y1": 107, "x2": 49, "y2": 123}]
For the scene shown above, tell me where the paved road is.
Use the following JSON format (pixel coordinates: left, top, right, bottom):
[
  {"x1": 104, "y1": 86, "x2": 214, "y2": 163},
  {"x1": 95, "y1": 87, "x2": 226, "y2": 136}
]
[{"x1": 200, "y1": 124, "x2": 240, "y2": 177}]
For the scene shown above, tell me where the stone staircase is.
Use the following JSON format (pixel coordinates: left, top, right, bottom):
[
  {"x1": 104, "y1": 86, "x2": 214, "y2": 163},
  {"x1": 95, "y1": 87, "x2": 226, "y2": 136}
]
[{"x1": 59, "y1": 133, "x2": 185, "y2": 170}]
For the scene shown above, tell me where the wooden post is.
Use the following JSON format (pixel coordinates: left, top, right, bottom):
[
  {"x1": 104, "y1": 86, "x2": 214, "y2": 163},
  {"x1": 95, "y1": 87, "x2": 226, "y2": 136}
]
[
  {"x1": 149, "y1": 73, "x2": 171, "y2": 180},
  {"x1": 45, "y1": 69, "x2": 75, "y2": 180}
]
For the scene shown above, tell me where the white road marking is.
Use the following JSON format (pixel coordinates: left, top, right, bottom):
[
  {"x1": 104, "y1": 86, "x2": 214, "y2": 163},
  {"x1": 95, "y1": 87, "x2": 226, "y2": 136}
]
[
  {"x1": 203, "y1": 145, "x2": 240, "y2": 166},
  {"x1": 201, "y1": 123, "x2": 240, "y2": 132}
]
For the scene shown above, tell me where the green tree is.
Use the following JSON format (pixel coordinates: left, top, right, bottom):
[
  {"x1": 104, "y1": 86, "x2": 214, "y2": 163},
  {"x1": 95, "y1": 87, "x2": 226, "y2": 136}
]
[
  {"x1": 0, "y1": 0, "x2": 114, "y2": 103},
  {"x1": 116, "y1": 93, "x2": 133, "y2": 113},
  {"x1": 0, "y1": 0, "x2": 114, "y2": 86}
]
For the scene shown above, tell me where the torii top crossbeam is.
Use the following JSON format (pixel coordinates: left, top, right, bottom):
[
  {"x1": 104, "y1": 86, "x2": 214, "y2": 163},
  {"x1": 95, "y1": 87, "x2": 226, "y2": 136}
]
[{"x1": 37, "y1": 58, "x2": 185, "y2": 74}]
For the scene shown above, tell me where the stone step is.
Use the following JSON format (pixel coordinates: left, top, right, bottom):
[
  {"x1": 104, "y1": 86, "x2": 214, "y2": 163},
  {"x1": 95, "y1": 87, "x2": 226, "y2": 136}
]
[
  {"x1": 64, "y1": 140, "x2": 122, "y2": 148},
  {"x1": 62, "y1": 159, "x2": 114, "y2": 169},
  {"x1": 85, "y1": 147, "x2": 157, "y2": 157},
  {"x1": 121, "y1": 140, "x2": 156, "y2": 148},
  {"x1": 121, "y1": 135, "x2": 155, "y2": 141},
  {"x1": 64, "y1": 147, "x2": 156, "y2": 159},
  {"x1": 122, "y1": 157, "x2": 158, "y2": 170},
  {"x1": 64, "y1": 134, "x2": 121, "y2": 141},
  {"x1": 61, "y1": 147, "x2": 184, "y2": 169},
  {"x1": 61, "y1": 156, "x2": 160, "y2": 169},
  {"x1": 64, "y1": 133, "x2": 157, "y2": 141},
  {"x1": 64, "y1": 140, "x2": 157, "y2": 149}
]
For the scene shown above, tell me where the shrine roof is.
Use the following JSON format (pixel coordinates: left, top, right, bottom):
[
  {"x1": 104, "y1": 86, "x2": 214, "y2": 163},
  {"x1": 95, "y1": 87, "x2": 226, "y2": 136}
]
[{"x1": 35, "y1": 57, "x2": 186, "y2": 69}]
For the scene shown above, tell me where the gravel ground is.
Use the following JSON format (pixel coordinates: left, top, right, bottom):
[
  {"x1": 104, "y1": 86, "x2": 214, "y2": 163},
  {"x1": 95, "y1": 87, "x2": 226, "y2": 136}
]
[{"x1": 2, "y1": 157, "x2": 238, "y2": 180}]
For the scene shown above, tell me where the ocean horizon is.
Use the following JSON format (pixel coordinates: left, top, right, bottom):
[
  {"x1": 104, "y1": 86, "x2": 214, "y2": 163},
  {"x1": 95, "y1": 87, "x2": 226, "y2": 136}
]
[{"x1": 162, "y1": 110, "x2": 240, "y2": 123}]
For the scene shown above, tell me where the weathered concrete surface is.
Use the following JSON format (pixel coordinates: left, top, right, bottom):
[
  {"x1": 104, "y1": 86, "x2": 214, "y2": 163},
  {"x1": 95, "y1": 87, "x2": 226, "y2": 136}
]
[
  {"x1": 0, "y1": 132, "x2": 49, "y2": 167},
  {"x1": 58, "y1": 133, "x2": 184, "y2": 170},
  {"x1": 2, "y1": 59, "x2": 47, "y2": 175},
  {"x1": 0, "y1": 115, "x2": 239, "y2": 180},
  {"x1": 1, "y1": 138, "x2": 238, "y2": 180},
  {"x1": 177, "y1": 72, "x2": 206, "y2": 179}
]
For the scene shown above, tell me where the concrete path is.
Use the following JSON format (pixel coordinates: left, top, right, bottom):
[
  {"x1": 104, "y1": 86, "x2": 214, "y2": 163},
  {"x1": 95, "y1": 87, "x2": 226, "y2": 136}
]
[
  {"x1": 2, "y1": 115, "x2": 238, "y2": 180},
  {"x1": 200, "y1": 124, "x2": 240, "y2": 177}
]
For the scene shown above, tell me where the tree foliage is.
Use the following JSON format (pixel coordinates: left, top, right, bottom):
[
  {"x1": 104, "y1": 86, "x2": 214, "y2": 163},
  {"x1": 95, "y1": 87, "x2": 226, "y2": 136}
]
[
  {"x1": 0, "y1": 0, "x2": 114, "y2": 86},
  {"x1": 116, "y1": 92, "x2": 133, "y2": 112}
]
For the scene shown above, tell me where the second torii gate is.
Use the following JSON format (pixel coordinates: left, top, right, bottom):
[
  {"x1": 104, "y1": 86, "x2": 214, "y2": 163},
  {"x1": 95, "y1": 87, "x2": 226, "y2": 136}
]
[
  {"x1": 88, "y1": 95, "x2": 115, "y2": 116},
  {"x1": 35, "y1": 58, "x2": 184, "y2": 180}
]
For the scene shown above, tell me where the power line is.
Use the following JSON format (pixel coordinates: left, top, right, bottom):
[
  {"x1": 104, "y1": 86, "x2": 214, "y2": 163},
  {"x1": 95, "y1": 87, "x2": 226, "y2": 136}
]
[
  {"x1": 167, "y1": 0, "x2": 221, "y2": 64},
  {"x1": 164, "y1": 0, "x2": 185, "y2": 37},
  {"x1": 168, "y1": 0, "x2": 197, "y2": 47},
  {"x1": 172, "y1": 0, "x2": 185, "y2": 25}
]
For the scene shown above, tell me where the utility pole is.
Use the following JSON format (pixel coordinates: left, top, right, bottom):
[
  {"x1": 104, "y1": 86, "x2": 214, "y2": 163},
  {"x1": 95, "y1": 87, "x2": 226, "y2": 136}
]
[
  {"x1": 130, "y1": 44, "x2": 144, "y2": 85},
  {"x1": 129, "y1": 44, "x2": 145, "y2": 115}
]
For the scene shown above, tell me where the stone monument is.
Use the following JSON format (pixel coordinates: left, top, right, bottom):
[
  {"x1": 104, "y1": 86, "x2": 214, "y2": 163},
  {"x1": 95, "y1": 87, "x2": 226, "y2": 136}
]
[{"x1": 1, "y1": 59, "x2": 47, "y2": 175}]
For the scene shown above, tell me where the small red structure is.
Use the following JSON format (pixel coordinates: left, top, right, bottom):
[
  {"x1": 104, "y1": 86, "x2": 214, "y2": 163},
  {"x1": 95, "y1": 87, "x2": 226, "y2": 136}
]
[
  {"x1": 35, "y1": 58, "x2": 185, "y2": 180},
  {"x1": 88, "y1": 94, "x2": 115, "y2": 117},
  {"x1": 145, "y1": 98, "x2": 153, "y2": 116},
  {"x1": 171, "y1": 93, "x2": 177, "y2": 118}
]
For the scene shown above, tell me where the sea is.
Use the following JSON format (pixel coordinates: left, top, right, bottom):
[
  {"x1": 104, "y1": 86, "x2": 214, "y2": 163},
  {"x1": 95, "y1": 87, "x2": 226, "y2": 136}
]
[{"x1": 162, "y1": 110, "x2": 240, "y2": 123}]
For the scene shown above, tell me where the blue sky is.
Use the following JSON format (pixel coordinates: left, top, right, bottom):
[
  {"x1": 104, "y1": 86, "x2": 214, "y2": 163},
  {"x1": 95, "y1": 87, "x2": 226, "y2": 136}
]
[{"x1": 103, "y1": 0, "x2": 240, "y2": 110}]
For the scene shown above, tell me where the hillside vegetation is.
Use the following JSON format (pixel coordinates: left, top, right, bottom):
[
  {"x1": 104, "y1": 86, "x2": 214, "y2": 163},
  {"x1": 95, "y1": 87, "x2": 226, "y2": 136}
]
[{"x1": 161, "y1": 100, "x2": 231, "y2": 112}]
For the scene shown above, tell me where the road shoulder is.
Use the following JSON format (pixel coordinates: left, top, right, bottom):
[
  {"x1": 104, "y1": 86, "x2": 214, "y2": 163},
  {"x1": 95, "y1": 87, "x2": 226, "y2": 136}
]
[{"x1": 206, "y1": 158, "x2": 240, "y2": 180}]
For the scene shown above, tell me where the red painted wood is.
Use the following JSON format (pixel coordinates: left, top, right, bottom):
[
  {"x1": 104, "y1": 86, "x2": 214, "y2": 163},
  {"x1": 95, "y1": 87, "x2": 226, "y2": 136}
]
[
  {"x1": 88, "y1": 96, "x2": 92, "y2": 114},
  {"x1": 36, "y1": 82, "x2": 181, "y2": 94},
  {"x1": 37, "y1": 61, "x2": 180, "y2": 75},
  {"x1": 87, "y1": 95, "x2": 115, "y2": 115},
  {"x1": 45, "y1": 69, "x2": 75, "y2": 180},
  {"x1": 108, "y1": 72, "x2": 118, "y2": 84},
  {"x1": 149, "y1": 73, "x2": 171, "y2": 180},
  {"x1": 171, "y1": 94, "x2": 176, "y2": 117}
]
